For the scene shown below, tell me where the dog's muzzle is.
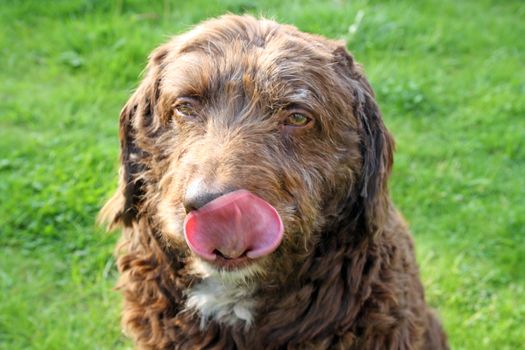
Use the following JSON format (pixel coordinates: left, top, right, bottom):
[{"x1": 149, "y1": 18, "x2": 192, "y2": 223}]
[{"x1": 183, "y1": 190, "x2": 284, "y2": 266}]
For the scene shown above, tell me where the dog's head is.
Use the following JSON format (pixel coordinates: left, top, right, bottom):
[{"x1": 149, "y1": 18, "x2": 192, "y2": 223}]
[{"x1": 101, "y1": 15, "x2": 394, "y2": 280}]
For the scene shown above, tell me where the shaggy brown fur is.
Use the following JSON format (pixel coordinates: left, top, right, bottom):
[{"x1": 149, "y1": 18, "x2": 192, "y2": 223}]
[{"x1": 101, "y1": 15, "x2": 448, "y2": 349}]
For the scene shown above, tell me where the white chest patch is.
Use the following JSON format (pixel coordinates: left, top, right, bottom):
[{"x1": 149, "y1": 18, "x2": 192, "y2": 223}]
[
  {"x1": 186, "y1": 277, "x2": 256, "y2": 328},
  {"x1": 185, "y1": 260, "x2": 262, "y2": 328}
]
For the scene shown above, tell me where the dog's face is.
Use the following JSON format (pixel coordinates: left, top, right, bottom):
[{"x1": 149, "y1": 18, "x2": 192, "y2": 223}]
[{"x1": 102, "y1": 15, "x2": 393, "y2": 283}]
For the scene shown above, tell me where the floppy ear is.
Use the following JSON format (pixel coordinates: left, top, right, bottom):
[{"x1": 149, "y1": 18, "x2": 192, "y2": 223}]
[
  {"x1": 99, "y1": 44, "x2": 169, "y2": 228},
  {"x1": 334, "y1": 47, "x2": 395, "y2": 236}
]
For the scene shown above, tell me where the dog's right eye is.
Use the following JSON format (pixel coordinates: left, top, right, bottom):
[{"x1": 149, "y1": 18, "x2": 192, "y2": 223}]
[{"x1": 174, "y1": 98, "x2": 199, "y2": 119}]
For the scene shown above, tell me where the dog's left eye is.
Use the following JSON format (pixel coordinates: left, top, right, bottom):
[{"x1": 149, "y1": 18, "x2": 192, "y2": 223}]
[
  {"x1": 174, "y1": 98, "x2": 199, "y2": 119},
  {"x1": 283, "y1": 112, "x2": 312, "y2": 128}
]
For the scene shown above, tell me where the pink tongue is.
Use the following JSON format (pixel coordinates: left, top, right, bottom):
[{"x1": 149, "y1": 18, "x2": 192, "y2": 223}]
[{"x1": 183, "y1": 190, "x2": 284, "y2": 261}]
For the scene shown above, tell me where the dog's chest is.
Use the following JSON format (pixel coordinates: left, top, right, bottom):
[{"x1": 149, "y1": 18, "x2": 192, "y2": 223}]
[{"x1": 185, "y1": 277, "x2": 256, "y2": 327}]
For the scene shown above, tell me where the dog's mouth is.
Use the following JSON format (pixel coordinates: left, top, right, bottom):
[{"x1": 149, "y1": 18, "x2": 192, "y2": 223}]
[
  {"x1": 209, "y1": 250, "x2": 253, "y2": 270},
  {"x1": 183, "y1": 190, "x2": 284, "y2": 269}
]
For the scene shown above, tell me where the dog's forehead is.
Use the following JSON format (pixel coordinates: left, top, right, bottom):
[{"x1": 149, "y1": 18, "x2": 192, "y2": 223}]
[{"x1": 160, "y1": 19, "x2": 336, "y2": 102}]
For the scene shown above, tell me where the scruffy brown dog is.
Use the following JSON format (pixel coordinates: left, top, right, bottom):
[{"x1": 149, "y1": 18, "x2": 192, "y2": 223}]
[{"x1": 101, "y1": 14, "x2": 448, "y2": 350}]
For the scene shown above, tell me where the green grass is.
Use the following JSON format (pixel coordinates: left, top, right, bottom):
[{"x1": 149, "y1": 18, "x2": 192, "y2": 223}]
[{"x1": 1, "y1": 0, "x2": 523, "y2": 348}]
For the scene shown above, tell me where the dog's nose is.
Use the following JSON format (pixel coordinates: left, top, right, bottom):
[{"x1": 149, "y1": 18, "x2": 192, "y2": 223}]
[{"x1": 183, "y1": 190, "x2": 226, "y2": 213}]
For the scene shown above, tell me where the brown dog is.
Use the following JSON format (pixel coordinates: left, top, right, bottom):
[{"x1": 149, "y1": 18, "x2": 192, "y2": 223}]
[{"x1": 101, "y1": 14, "x2": 448, "y2": 350}]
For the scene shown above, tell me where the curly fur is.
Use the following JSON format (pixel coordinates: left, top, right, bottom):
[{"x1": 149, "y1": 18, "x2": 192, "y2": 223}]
[{"x1": 100, "y1": 14, "x2": 448, "y2": 349}]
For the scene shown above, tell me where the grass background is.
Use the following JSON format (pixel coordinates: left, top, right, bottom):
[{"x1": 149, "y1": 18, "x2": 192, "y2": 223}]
[{"x1": 1, "y1": 0, "x2": 524, "y2": 348}]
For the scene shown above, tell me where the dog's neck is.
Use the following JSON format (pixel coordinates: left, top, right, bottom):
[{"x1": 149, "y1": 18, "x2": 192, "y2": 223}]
[
  {"x1": 120, "y1": 221, "x2": 380, "y2": 348},
  {"x1": 186, "y1": 275, "x2": 257, "y2": 328},
  {"x1": 184, "y1": 259, "x2": 262, "y2": 328},
  {"x1": 181, "y1": 228, "x2": 375, "y2": 337}
]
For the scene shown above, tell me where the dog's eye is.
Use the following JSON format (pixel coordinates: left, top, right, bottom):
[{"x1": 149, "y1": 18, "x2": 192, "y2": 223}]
[
  {"x1": 283, "y1": 112, "x2": 312, "y2": 128},
  {"x1": 174, "y1": 98, "x2": 199, "y2": 119}
]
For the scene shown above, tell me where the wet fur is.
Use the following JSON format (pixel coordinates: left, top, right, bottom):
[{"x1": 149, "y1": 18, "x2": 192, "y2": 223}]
[{"x1": 100, "y1": 15, "x2": 448, "y2": 349}]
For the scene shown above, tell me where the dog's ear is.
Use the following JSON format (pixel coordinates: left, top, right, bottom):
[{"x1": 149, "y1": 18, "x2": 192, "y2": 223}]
[
  {"x1": 99, "y1": 44, "x2": 170, "y2": 228},
  {"x1": 334, "y1": 46, "x2": 395, "y2": 236}
]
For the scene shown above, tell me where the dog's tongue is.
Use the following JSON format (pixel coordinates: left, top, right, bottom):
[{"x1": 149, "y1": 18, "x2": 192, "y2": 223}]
[{"x1": 183, "y1": 190, "x2": 284, "y2": 261}]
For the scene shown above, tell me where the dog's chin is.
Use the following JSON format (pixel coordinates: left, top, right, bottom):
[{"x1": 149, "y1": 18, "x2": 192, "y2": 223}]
[
  {"x1": 190, "y1": 255, "x2": 265, "y2": 284},
  {"x1": 209, "y1": 253, "x2": 254, "y2": 271}
]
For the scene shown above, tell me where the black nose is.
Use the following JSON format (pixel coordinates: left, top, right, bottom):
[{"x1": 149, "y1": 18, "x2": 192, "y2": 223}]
[{"x1": 183, "y1": 190, "x2": 226, "y2": 213}]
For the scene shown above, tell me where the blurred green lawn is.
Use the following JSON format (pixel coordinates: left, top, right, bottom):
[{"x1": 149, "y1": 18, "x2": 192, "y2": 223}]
[{"x1": 1, "y1": 0, "x2": 524, "y2": 349}]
